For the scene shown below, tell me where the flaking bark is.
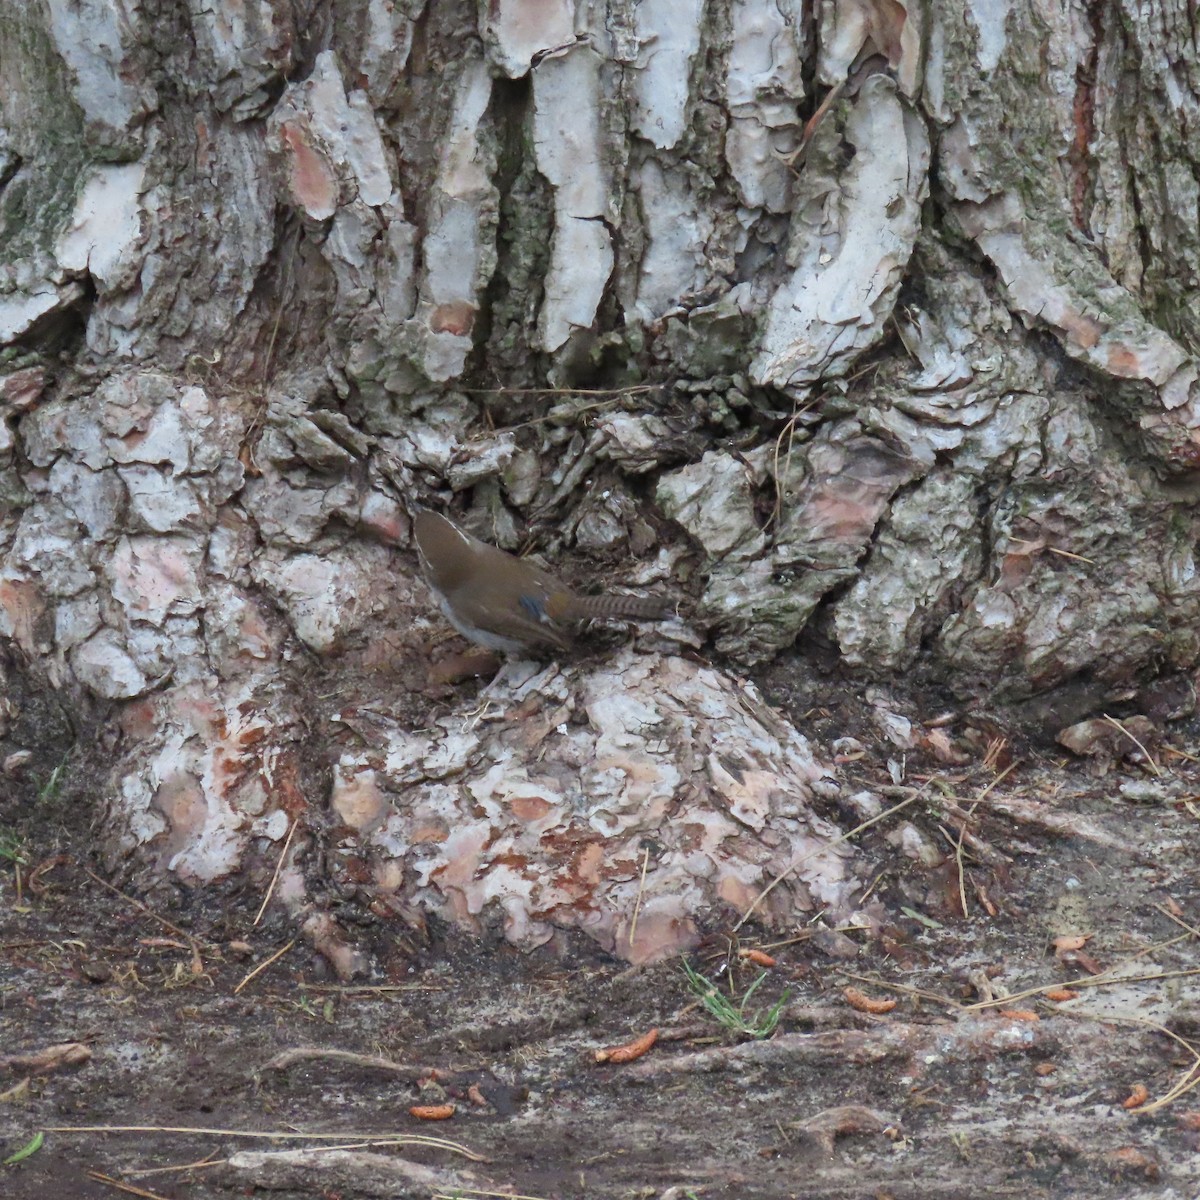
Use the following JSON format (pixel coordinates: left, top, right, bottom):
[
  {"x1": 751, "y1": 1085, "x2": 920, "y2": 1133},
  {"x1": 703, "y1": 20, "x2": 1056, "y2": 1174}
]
[{"x1": 2, "y1": 0, "x2": 1198, "y2": 953}]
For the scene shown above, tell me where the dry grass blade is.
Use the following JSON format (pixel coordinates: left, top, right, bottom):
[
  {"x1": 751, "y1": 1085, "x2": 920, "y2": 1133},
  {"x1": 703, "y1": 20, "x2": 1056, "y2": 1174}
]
[
  {"x1": 735, "y1": 791, "x2": 924, "y2": 931},
  {"x1": 47, "y1": 1124, "x2": 487, "y2": 1162},
  {"x1": 965, "y1": 966, "x2": 1200, "y2": 1011},
  {"x1": 952, "y1": 762, "x2": 1018, "y2": 918},
  {"x1": 1060, "y1": 1013, "x2": 1200, "y2": 1115},
  {"x1": 233, "y1": 938, "x2": 295, "y2": 994},
  {"x1": 964, "y1": 905, "x2": 1200, "y2": 1010},
  {"x1": 1154, "y1": 902, "x2": 1200, "y2": 940},
  {"x1": 1101, "y1": 714, "x2": 1162, "y2": 777},
  {"x1": 86, "y1": 1172, "x2": 174, "y2": 1200},
  {"x1": 124, "y1": 1155, "x2": 224, "y2": 1178},
  {"x1": 294, "y1": 982, "x2": 444, "y2": 994},
  {"x1": 627, "y1": 845, "x2": 651, "y2": 951},
  {"x1": 432, "y1": 1191, "x2": 551, "y2": 1200},
  {"x1": 839, "y1": 971, "x2": 962, "y2": 1011},
  {"x1": 83, "y1": 869, "x2": 204, "y2": 948},
  {"x1": 1046, "y1": 546, "x2": 1096, "y2": 564},
  {"x1": 254, "y1": 818, "x2": 297, "y2": 926}
]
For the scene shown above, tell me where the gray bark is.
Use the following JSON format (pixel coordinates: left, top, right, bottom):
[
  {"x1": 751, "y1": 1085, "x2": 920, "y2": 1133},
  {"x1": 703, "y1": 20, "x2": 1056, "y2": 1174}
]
[{"x1": 1, "y1": 0, "x2": 1197, "y2": 959}]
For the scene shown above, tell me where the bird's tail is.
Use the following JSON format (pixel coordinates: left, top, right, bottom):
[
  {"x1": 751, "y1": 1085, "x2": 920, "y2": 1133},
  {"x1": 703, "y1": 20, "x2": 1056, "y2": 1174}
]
[{"x1": 566, "y1": 593, "x2": 674, "y2": 621}]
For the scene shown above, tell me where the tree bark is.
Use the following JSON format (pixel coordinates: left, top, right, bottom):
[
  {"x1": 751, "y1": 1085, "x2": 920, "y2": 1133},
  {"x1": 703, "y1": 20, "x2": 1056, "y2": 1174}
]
[{"x1": 2, "y1": 0, "x2": 1197, "y2": 960}]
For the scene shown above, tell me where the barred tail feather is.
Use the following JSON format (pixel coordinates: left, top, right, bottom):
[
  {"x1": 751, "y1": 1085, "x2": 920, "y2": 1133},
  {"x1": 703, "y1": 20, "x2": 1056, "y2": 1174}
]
[{"x1": 567, "y1": 593, "x2": 674, "y2": 621}]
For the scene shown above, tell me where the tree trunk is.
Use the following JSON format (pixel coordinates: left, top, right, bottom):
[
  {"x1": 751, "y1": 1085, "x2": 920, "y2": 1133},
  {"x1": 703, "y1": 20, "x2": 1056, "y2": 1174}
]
[{"x1": 2, "y1": 0, "x2": 1197, "y2": 962}]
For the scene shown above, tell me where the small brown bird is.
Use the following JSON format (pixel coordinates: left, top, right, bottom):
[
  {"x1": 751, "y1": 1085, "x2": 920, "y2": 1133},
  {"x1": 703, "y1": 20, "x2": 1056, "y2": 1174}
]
[{"x1": 413, "y1": 509, "x2": 671, "y2": 655}]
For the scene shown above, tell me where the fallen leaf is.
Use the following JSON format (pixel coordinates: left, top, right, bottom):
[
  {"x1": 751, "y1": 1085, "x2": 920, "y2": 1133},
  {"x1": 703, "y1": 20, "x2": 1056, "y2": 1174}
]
[{"x1": 1052, "y1": 933, "x2": 1094, "y2": 954}]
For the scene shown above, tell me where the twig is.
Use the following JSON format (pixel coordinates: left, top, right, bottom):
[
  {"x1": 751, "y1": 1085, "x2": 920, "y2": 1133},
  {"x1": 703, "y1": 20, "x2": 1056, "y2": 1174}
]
[
  {"x1": 1102, "y1": 714, "x2": 1162, "y2": 777},
  {"x1": 260, "y1": 1047, "x2": 429, "y2": 1081},
  {"x1": 839, "y1": 971, "x2": 963, "y2": 1011},
  {"x1": 254, "y1": 819, "x2": 298, "y2": 926},
  {"x1": 85, "y1": 868, "x2": 206, "y2": 973},
  {"x1": 1163, "y1": 745, "x2": 1200, "y2": 764},
  {"x1": 461, "y1": 384, "x2": 658, "y2": 398},
  {"x1": 233, "y1": 939, "x2": 295, "y2": 994},
  {"x1": 1154, "y1": 902, "x2": 1200, "y2": 940},
  {"x1": 1061, "y1": 1013, "x2": 1200, "y2": 1115},
  {"x1": 83, "y1": 869, "x2": 198, "y2": 946},
  {"x1": 124, "y1": 1154, "x2": 225, "y2": 1178},
  {"x1": 1046, "y1": 546, "x2": 1096, "y2": 564},
  {"x1": 432, "y1": 1190, "x2": 551, "y2": 1200},
  {"x1": 952, "y1": 762, "x2": 1018, "y2": 918},
  {"x1": 47, "y1": 1125, "x2": 486, "y2": 1162},
  {"x1": 734, "y1": 791, "x2": 925, "y2": 931},
  {"x1": 86, "y1": 1172, "x2": 173, "y2": 1200},
  {"x1": 627, "y1": 846, "x2": 651, "y2": 951},
  {"x1": 964, "y1": 965, "x2": 1200, "y2": 1011},
  {"x1": 295, "y1": 982, "x2": 444, "y2": 994},
  {"x1": 260, "y1": 232, "x2": 298, "y2": 390}
]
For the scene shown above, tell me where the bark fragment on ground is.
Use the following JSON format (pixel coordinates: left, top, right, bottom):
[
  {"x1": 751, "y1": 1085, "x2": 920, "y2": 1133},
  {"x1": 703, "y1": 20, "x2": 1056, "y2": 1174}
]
[{"x1": 218, "y1": 1148, "x2": 484, "y2": 1199}]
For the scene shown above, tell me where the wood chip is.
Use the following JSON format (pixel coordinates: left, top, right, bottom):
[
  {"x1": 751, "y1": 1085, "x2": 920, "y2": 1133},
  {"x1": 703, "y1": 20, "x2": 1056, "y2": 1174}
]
[{"x1": 0, "y1": 1042, "x2": 92, "y2": 1074}]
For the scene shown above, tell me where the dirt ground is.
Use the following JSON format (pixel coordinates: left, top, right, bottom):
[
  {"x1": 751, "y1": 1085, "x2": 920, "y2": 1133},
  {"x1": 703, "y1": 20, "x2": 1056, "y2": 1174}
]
[{"x1": 2, "y1": 652, "x2": 1200, "y2": 1200}]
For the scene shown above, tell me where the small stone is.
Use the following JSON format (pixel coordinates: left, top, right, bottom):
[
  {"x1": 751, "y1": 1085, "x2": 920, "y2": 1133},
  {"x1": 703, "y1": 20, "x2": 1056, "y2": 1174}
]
[
  {"x1": 1118, "y1": 780, "x2": 1170, "y2": 805},
  {"x1": 842, "y1": 790, "x2": 883, "y2": 821},
  {"x1": 810, "y1": 928, "x2": 860, "y2": 959},
  {"x1": 3, "y1": 750, "x2": 33, "y2": 775}
]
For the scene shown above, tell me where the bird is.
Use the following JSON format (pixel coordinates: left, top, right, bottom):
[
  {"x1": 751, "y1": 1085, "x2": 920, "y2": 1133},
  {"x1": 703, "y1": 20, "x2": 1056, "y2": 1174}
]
[{"x1": 413, "y1": 509, "x2": 672, "y2": 655}]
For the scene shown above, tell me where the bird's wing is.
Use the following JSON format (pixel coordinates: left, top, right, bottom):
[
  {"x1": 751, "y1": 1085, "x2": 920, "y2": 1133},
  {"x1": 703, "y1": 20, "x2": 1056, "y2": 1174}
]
[{"x1": 505, "y1": 596, "x2": 571, "y2": 650}]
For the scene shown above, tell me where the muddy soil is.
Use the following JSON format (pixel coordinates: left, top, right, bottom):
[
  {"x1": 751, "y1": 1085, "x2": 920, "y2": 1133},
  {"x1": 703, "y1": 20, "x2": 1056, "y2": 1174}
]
[{"x1": 2, "y1": 655, "x2": 1199, "y2": 1200}]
